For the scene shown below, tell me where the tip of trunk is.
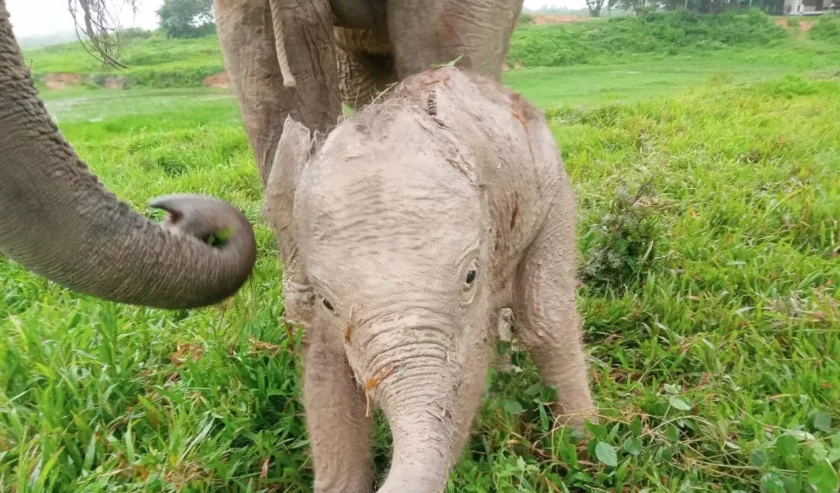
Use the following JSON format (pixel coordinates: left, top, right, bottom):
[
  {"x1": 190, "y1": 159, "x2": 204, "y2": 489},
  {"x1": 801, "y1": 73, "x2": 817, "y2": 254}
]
[{"x1": 376, "y1": 412, "x2": 456, "y2": 493}]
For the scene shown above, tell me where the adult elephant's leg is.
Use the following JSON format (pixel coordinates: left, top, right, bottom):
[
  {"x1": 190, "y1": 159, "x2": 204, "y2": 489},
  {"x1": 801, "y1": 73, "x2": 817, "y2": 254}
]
[
  {"x1": 334, "y1": 27, "x2": 397, "y2": 111},
  {"x1": 336, "y1": 49, "x2": 397, "y2": 110},
  {"x1": 214, "y1": 0, "x2": 341, "y2": 185},
  {"x1": 387, "y1": 0, "x2": 525, "y2": 80}
]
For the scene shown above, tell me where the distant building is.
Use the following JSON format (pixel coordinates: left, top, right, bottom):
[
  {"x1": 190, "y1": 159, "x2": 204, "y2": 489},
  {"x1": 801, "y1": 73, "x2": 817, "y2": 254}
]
[{"x1": 784, "y1": 0, "x2": 836, "y2": 13}]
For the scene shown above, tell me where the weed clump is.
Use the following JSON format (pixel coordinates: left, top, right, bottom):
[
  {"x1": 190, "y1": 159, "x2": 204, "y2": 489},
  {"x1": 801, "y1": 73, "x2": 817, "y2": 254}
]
[{"x1": 580, "y1": 181, "x2": 662, "y2": 293}]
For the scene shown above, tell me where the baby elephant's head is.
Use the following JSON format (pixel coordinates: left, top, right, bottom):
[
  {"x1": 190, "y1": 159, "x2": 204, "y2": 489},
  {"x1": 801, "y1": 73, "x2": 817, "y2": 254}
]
[{"x1": 267, "y1": 109, "x2": 495, "y2": 492}]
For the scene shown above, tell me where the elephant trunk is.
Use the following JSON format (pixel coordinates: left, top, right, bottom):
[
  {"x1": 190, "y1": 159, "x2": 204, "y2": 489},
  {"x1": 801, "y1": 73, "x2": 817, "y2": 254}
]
[
  {"x1": 374, "y1": 365, "x2": 458, "y2": 493},
  {"x1": 375, "y1": 345, "x2": 492, "y2": 493},
  {"x1": 355, "y1": 316, "x2": 466, "y2": 493},
  {"x1": 376, "y1": 411, "x2": 455, "y2": 493},
  {"x1": 0, "y1": 2, "x2": 256, "y2": 309}
]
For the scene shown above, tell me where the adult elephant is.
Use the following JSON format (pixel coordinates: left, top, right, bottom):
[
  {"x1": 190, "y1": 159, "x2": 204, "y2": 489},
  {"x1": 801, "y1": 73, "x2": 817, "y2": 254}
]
[
  {"x1": 214, "y1": 0, "x2": 525, "y2": 184},
  {"x1": 0, "y1": 1, "x2": 257, "y2": 309}
]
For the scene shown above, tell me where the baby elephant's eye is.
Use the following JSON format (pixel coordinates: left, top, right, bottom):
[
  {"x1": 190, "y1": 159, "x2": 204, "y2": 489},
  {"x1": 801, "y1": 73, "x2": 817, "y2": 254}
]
[
  {"x1": 461, "y1": 260, "x2": 480, "y2": 303},
  {"x1": 322, "y1": 298, "x2": 335, "y2": 311}
]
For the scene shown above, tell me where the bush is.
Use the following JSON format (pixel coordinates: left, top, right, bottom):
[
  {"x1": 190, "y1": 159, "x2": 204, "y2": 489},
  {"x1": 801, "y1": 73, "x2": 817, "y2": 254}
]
[
  {"x1": 809, "y1": 15, "x2": 840, "y2": 41},
  {"x1": 129, "y1": 66, "x2": 223, "y2": 88},
  {"x1": 786, "y1": 16, "x2": 801, "y2": 28},
  {"x1": 518, "y1": 12, "x2": 535, "y2": 25},
  {"x1": 120, "y1": 27, "x2": 153, "y2": 41}
]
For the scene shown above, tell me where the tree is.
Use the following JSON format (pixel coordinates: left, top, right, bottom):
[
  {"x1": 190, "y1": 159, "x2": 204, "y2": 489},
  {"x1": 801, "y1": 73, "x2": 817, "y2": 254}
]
[
  {"x1": 586, "y1": 0, "x2": 608, "y2": 16},
  {"x1": 157, "y1": 0, "x2": 215, "y2": 39}
]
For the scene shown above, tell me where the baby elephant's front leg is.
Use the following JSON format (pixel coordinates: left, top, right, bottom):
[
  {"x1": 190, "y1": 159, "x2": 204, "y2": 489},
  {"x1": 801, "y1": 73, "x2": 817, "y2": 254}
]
[
  {"x1": 303, "y1": 327, "x2": 373, "y2": 493},
  {"x1": 514, "y1": 201, "x2": 597, "y2": 432}
]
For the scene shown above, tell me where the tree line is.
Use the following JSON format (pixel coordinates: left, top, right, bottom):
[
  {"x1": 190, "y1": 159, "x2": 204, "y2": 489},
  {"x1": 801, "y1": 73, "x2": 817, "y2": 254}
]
[
  {"x1": 157, "y1": 0, "x2": 215, "y2": 39},
  {"x1": 582, "y1": 0, "x2": 797, "y2": 18}
]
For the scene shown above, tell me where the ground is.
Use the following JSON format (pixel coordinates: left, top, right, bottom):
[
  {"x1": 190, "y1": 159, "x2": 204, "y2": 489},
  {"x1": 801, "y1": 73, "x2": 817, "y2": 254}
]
[{"x1": 1, "y1": 11, "x2": 840, "y2": 493}]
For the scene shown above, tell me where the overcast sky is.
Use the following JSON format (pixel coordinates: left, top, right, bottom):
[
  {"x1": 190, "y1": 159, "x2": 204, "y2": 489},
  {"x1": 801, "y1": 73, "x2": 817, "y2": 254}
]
[{"x1": 7, "y1": 0, "x2": 587, "y2": 38}]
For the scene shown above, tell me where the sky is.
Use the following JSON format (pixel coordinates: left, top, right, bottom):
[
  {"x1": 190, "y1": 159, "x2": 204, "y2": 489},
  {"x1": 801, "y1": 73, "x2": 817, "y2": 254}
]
[{"x1": 6, "y1": 0, "x2": 585, "y2": 39}]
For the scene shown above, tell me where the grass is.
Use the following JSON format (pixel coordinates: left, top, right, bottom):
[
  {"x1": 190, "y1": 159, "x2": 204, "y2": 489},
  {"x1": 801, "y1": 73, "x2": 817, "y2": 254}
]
[
  {"x1": 23, "y1": 33, "x2": 226, "y2": 89},
  {"x1": 3, "y1": 12, "x2": 840, "y2": 493},
  {"x1": 501, "y1": 54, "x2": 799, "y2": 107},
  {"x1": 506, "y1": 9, "x2": 790, "y2": 67}
]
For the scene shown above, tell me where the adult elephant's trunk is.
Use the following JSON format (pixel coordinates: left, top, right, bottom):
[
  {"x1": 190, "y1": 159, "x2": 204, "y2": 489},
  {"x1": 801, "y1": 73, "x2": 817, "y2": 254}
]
[{"x1": 0, "y1": 2, "x2": 256, "y2": 309}]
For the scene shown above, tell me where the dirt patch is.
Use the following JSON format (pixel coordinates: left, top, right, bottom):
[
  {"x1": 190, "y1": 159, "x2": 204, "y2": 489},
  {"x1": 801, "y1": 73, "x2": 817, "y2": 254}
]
[
  {"x1": 533, "y1": 15, "x2": 591, "y2": 25},
  {"x1": 203, "y1": 72, "x2": 230, "y2": 88},
  {"x1": 775, "y1": 18, "x2": 814, "y2": 31},
  {"x1": 41, "y1": 73, "x2": 83, "y2": 90}
]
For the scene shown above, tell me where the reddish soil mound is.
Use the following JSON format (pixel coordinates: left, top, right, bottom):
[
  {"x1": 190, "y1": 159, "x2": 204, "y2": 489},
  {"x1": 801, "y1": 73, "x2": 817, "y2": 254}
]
[
  {"x1": 532, "y1": 15, "x2": 590, "y2": 25},
  {"x1": 775, "y1": 17, "x2": 814, "y2": 31},
  {"x1": 41, "y1": 73, "x2": 129, "y2": 90},
  {"x1": 203, "y1": 72, "x2": 231, "y2": 88},
  {"x1": 41, "y1": 72, "x2": 82, "y2": 90}
]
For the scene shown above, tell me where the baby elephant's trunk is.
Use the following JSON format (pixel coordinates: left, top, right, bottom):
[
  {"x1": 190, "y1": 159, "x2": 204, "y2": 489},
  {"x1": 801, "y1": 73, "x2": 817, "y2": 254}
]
[
  {"x1": 360, "y1": 318, "x2": 492, "y2": 492},
  {"x1": 376, "y1": 365, "x2": 461, "y2": 493},
  {"x1": 359, "y1": 318, "x2": 462, "y2": 492},
  {"x1": 377, "y1": 409, "x2": 455, "y2": 493}
]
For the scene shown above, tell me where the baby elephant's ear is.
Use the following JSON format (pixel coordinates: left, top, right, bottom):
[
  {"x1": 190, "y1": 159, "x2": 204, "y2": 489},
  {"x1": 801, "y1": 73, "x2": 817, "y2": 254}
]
[
  {"x1": 263, "y1": 116, "x2": 313, "y2": 256},
  {"x1": 267, "y1": 116, "x2": 313, "y2": 191}
]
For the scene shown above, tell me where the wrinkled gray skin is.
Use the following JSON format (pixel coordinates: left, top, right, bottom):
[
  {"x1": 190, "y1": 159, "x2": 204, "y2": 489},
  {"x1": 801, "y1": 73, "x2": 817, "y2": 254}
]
[
  {"x1": 263, "y1": 67, "x2": 596, "y2": 493},
  {"x1": 213, "y1": 0, "x2": 524, "y2": 184},
  {"x1": 0, "y1": 1, "x2": 256, "y2": 309}
]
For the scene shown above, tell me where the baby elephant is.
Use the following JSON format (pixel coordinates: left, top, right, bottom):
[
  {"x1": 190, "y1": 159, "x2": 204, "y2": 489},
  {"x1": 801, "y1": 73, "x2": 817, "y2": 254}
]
[{"x1": 263, "y1": 66, "x2": 596, "y2": 493}]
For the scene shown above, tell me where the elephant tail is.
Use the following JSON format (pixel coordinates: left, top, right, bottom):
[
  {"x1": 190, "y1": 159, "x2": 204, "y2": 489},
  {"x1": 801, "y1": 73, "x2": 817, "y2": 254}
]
[{"x1": 269, "y1": 0, "x2": 297, "y2": 88}]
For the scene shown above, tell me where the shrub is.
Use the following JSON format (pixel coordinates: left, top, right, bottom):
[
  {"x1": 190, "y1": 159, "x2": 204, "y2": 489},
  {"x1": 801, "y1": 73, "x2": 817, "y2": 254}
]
[
  {"x1": 579, "y1": 181, "x2": 662, "y2": 293},
  {"x1": 518, "y1": 12, "x2": 535, "y2": 25},
  {"x1": 120, "y1": 27, "x2": 153, "y2": 41},
  {"x1": 809, "y1": 15, "x2": 840, "y2": 41}
]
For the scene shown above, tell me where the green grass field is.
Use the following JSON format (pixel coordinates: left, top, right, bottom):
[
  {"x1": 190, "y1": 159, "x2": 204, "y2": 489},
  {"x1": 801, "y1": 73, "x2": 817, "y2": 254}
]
[
  {"x1": 3, "y1": 10, "x2": 840, "y2": 493},
  {"x1": 21, "y1": 9, "x2": 840, "y2": 91}
]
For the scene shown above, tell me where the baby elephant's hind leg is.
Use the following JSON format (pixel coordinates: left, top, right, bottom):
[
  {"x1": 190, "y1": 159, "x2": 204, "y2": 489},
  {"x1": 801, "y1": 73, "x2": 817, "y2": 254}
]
[{"x1": 514, "y1": 200, "x2": 596, "y2": 433}]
